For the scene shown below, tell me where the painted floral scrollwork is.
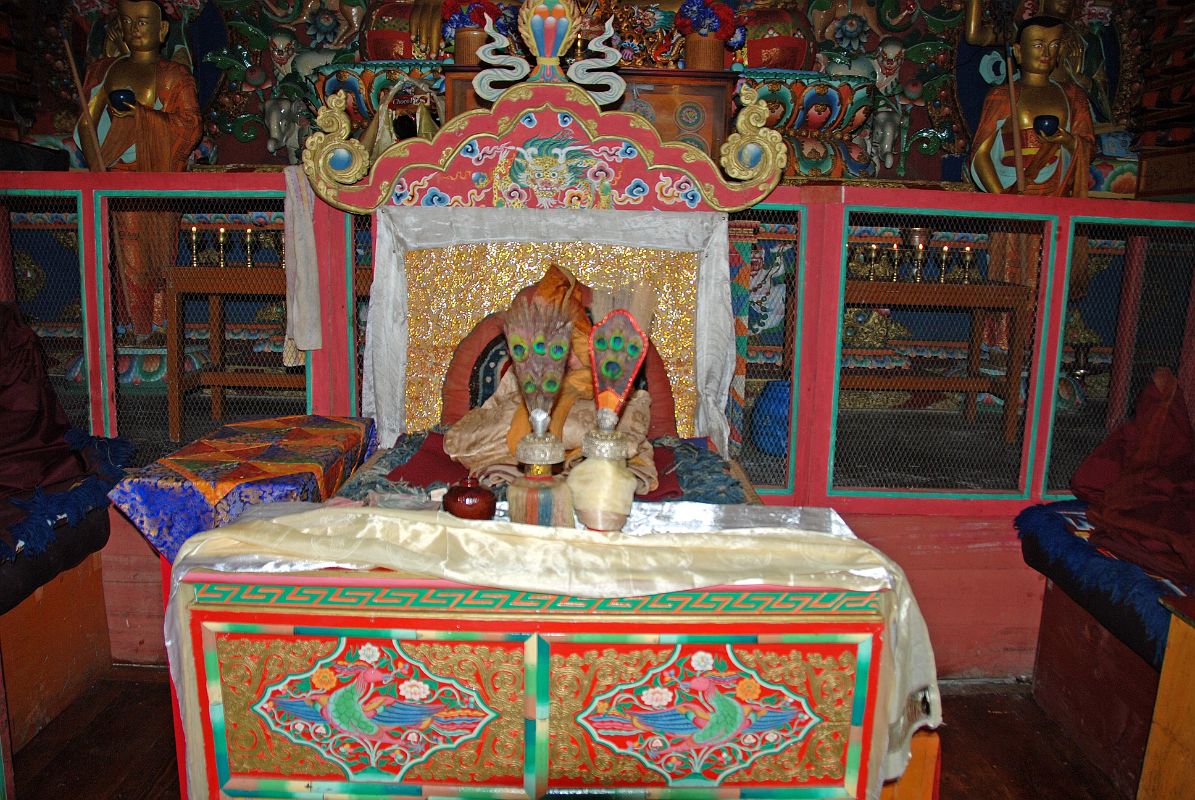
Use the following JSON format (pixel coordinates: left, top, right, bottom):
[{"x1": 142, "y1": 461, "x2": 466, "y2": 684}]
[
  {"x1": 721, "y1": 85, "x2": 786, "y2": 188},
  {"x1": 726, "y1": 648, "x2": 856, "y2": 783},
  {"x1": 217, "y1": 635, "x2": 343, "y2": 776},
  {"x1": 400, "y1": 641, "x2": 525, "y2": 783},
  {"x1": 302, "y1": 90, "x2": 371, "y2": 203},
  {"x1": 549, "y1": 647, "x2": 674, "y2": 784}
]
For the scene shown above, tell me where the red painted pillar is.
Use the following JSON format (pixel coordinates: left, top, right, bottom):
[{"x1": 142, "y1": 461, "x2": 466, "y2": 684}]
[
  {"x1": 1105, "y1": 234, "x2": 1147, "y2": 431},
  {"x1": 792, "y1": 188, "x2": 847, "y2": 508},
  {"x1": 307, "y1": 198, "x2": 351, "y2": 416},
  {"x1": 1028, "y1": 216, "x2": 1070, "y2": 498}
]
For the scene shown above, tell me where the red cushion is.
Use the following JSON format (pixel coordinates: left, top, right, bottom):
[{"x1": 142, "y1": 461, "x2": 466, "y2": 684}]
[
  {"x1": 384, "y1": 432, "x2": 470, "y2": 485},
  {"x1": 637, "y1": 445, "x2": 682, "y2": 501}
]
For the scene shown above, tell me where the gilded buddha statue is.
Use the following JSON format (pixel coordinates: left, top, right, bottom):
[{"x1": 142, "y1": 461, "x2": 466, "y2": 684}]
[
  {"x1": 77, "y1": 0, "x2": 200, "y2": 339},
  {"x1": 965, "y1": 0, "x2": 1112, "y2": 122},
  {"x1": 970, "y1": 15, "x2": 1093, "y2": 197}
]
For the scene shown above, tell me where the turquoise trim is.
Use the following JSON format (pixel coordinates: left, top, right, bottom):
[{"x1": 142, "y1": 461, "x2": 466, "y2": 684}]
[
  {"x1": 826, "y1": 206, "x2": 1058, "y2": 501},
  {"x1": 93, "y1": 190, "x2": 285, "y2": 199},
  {"x1": 305, "y1": 351, "x2": 313, "y2": 415},
  {"x1": 842, "y1": 205, "x2": 1056, "y2": 222},
  {"x1": 71, "y1": 191, "x2": 94, "y2": 436},
  {"x1": 1065, "y1": 215, "x2": 1195, "y2": 229}
]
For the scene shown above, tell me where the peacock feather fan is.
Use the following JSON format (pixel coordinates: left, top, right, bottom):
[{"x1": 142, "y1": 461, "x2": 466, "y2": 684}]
[
  {"x1": 589, "y1": 309, "x2": 648, "y2": 427},
  {"x1": 504, "y1": 294, "x2": 574, "y2": 421}
]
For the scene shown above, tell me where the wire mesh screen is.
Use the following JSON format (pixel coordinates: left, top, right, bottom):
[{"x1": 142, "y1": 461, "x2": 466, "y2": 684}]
[
  {"x1": 352, "y1": 213, "x2": 373, "y2": 414},
  {"x1": 1, "y1": 194, "x2": 90, "y2": 432},
  {"x1": 1046, "y1": 222, "x2": 1195, "y2": 492},
  {"x1": 727, "y1": 207, "x2": 801, "y2": 489},
  {"x1": 106, "y1": 196, "x2": 303, "y2": 466},
  {"x1": 833, "y1": 211, "x2": 1044, "y2": 492}
]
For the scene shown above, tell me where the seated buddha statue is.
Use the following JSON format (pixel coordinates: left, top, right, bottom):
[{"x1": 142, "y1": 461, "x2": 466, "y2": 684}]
[
  {"x1": 442, "y1": 264, "x2": 660, "y2": 493},
  {"x1": 965, "y1": 0, "x2": 1112, "y2": 123}
]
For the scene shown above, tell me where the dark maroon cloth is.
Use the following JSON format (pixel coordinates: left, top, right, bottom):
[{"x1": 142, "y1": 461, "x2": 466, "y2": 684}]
[
  {"x1": 385, "y1": 431, "x2": 470, "y2": 486},
  {"x1": 1073, "y1": 368, "x2": 1195, "y2": 587},
  {"x1": 0, "y1": 304, "x2": 87, "y2": 508},
  {"x1": 638, "y1": 445, "x2": 683, "y2": 501}
]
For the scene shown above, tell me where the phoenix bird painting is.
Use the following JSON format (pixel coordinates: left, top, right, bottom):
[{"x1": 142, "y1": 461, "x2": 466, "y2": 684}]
[
  {"x1": 578, "y1": 646, "x2": 823, "y2": 784},
  {"x1": 254, "y1": 640, "x2": 496, "y2": 780}
]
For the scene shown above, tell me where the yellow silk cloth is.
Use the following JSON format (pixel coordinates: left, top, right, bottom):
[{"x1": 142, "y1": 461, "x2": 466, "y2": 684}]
[{"x1": 168, "y1": 504, "x2": 940, "y2": 800}]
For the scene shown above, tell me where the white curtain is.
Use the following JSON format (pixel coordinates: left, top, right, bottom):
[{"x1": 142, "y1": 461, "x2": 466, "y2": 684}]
[{"x1": 365, "y1": 207, "x2": 734, "y2": 451}]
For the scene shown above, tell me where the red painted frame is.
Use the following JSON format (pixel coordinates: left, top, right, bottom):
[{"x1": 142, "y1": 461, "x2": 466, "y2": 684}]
[
  {"x1": 762, "y1": 185, "x2": 1195, "y2": 515},
  {"x1": 5, "y1": 171, "x2": 1195, "y2": 515}
]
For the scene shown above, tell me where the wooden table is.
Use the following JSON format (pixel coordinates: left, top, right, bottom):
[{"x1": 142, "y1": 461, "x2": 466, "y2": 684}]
[
  {"x1": 165, "y1": 266, "x2": 302, "y2": 442},
  {"x1": 842, "y1": 279, "x2": 1035, "y2": 444}
]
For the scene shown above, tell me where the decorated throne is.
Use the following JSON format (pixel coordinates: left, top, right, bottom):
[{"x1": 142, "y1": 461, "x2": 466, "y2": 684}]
[{"x1": 163, "y1": 3, "x2": 940, "y2": 799}]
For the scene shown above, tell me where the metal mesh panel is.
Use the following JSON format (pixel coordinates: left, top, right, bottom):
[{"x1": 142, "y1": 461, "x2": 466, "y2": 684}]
[
  {"x1": 1, "y1": 194, "x2": 90, "y2": 432},
  {"x1": 1046, "y1": 222, "x2": 1195, "y2": 493},
  {"x1": 833, "y1": 211, "x2": 1044, "y2": 492},
  {"x1": 728, "y1": 206, "x2": 801, "y2": 489},
  {"x1": 352, "y1": 213, "x2": 374, "y2": 414},
  {"x1": 106, "y1": 196, "x2": 303, "y2": 466}
]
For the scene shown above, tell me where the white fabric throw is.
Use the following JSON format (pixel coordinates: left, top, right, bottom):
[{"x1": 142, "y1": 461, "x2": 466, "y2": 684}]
[
  {"x1": 365, "y1": 207, "x2": 734, "y2": 450},
  {"x1": 282, "y1": 165, "x2": 322, "y2": 365}
]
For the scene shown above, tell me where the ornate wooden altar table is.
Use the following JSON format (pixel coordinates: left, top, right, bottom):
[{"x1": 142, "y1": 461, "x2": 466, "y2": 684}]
[
  {"x1": 842, "y1": 280, "x2": 1034, "y2": 444},
  {"x1": 165, "y1": 504, "x2": 941, "y2": 800}
]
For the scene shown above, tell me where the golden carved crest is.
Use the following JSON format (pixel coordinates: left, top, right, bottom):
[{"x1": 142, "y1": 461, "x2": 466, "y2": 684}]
[{"x1": 721, "y1": 86, "x2": 787, "y2": 184}]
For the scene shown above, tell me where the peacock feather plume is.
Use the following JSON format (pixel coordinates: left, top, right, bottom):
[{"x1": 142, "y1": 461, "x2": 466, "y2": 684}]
[
  {"x1": 504, "y1": 294, "x2": 574, "y2": 426},
  {"x1": 588, "y1": 309, "x2": 648, "y2": 428}
]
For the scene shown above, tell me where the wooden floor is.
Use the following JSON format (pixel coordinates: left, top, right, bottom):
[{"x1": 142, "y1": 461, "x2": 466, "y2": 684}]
[{"x1": 11, "y1": 672, "x2": 1123, "y2": 800}]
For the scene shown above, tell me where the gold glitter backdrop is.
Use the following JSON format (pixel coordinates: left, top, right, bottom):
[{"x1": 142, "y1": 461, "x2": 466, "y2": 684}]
[{"x1": 402, "y1": 242, "x2": 700, "y2": 436}]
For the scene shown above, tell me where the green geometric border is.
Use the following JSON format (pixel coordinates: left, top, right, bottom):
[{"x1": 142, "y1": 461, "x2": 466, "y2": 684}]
[{"x1": 190, "y1": 583, "x2": 882, "y2": 617}]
